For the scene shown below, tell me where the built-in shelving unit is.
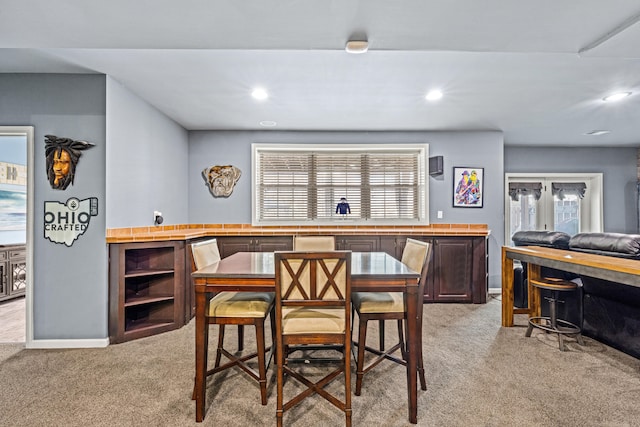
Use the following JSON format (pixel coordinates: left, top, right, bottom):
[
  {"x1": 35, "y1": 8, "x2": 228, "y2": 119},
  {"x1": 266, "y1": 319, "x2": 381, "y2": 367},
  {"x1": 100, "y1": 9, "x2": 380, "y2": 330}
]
[{"x1": 109, "y1": 241, "x2": 185, "y2": 343}]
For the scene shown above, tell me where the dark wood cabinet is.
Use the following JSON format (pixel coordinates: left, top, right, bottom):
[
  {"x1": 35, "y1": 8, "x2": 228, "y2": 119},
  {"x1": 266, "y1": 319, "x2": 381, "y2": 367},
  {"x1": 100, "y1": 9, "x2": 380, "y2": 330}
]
[
  {"x1": 109, "y1": 240, "x2": 185, "y2": 343},
  {"x1": 432, "y1": 237, "x2": 473, "y2": 302},
  {"x1": 108, "y1": 230, "x2": 487, "y2": 342},
  {"x1": 377, "y1": 235, "x2": 487, "y2": 303},
  {"x1": 217, "y1": 236, "x2": 292, "y2": 258},
  {"x1": 431, "y1": 236, "x2": 487, "y2": 303},
  {"x1": 336, "y1": 235, "x2": 379, "y2": 252},
  {"x1": 0, "y1": 244, "x2": 26, "y2": 302},
  {"x1": 379, "y1": 236, "x2": 405, "y2": 258}
]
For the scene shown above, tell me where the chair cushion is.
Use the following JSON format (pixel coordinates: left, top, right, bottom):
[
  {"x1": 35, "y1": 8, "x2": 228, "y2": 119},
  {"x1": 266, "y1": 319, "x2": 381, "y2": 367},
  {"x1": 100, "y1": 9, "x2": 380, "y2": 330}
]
[
  {"x1": 352, "y1": 291, "x2": 404, "y2": 313},
  {"x1": 282, "y1": 307, "x2": 345, "y2": 334},
  {"x1": 208, "y1": 292, "x2": 274, "y2": 318}
]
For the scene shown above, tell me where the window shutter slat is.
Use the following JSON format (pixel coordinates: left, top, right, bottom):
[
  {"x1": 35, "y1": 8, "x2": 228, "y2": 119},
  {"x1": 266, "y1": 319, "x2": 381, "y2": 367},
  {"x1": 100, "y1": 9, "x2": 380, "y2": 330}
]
[{"x1": 255, "y1": 146, "x2": 426, "y2": 223}]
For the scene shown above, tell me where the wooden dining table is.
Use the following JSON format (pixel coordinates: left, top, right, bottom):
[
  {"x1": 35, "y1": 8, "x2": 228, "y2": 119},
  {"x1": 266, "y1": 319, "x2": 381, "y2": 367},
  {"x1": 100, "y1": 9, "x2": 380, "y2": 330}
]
[{"x1": 192, "y1": 251, "x2": 423, "y2": 423}]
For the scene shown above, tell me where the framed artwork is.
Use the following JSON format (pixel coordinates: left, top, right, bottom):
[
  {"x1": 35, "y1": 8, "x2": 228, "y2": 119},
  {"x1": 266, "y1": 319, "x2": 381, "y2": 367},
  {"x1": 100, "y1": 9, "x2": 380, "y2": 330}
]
[{"x1": 453, "y1": 167, "x2": 483, "y2": 208}]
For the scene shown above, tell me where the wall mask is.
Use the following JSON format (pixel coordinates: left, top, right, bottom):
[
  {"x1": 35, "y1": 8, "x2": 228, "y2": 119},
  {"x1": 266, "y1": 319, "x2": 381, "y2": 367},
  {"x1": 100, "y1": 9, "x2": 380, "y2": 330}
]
[
  {"x1": 45, "y1": 135, "x2": 95, "y2": 190},
  {"x1": 203, "y1": 165, "x2": 241, "y2": 197}
]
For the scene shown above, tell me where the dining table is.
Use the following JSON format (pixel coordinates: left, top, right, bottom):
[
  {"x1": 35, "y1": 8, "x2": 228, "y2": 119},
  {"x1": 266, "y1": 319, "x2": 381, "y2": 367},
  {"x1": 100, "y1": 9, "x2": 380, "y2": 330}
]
[{"x1": 192, "y1": 251, "x2": 423, "y2": 423}]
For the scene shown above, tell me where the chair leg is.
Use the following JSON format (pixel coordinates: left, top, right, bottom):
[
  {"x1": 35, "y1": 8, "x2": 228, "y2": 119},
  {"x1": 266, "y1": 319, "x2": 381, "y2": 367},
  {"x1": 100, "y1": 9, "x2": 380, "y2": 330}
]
[
  {"x1": 416, "y1": 323, "x2": 427, "y2": 391},
  {"x1": 276, "y1": 337, "x2": 284, "y2": 427},
  {"x1": 344, "y1": 341, "x2": 352, "y2": 427},
  {"x1": 255, "y1": 321, "x2": 268, "y2": 405},
  {"x1": 238, "y1": 325, "x2": 245, "y2": 351},
  {"x1": 398, "y1": 320, "x2": 407, "y2": 361},
  {"x1": 355, "y1": 316, "x2": 368, "y2": 396},
  {"x1": 215, "y1": 324, "x2": 225, "y2": 368},
  {"x1": 378, "y1": 320, "x2": 385, "y2": 351}
]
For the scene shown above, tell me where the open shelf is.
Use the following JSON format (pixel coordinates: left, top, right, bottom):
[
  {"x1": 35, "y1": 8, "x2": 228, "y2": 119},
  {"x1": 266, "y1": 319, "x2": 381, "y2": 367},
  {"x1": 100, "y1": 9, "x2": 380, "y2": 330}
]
[{"x1": 109, "y1": 240, "x2": 185, "y2": 343}]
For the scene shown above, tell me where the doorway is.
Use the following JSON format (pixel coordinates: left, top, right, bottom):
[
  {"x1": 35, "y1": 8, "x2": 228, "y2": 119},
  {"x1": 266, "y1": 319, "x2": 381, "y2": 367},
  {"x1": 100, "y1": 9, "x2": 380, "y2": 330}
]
[{"x1": 0, "y1": 126, "x2": 33, "y2": 345}]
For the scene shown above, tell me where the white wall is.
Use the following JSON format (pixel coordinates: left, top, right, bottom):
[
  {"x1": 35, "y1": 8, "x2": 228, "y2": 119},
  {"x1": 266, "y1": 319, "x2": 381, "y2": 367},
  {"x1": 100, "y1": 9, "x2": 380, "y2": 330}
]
[
  {"x1": 0, "y1": 74, "x2": 107, "y2": 342},
  {"x1": 505, "y1": 146, "x2": 638, "y2": 234},
  {"x1": 189, "y1": 130, "x2": 505, "y2": 287},
  {"x1": 106, "y1": 77, "x2": 189, "y2": 228}
]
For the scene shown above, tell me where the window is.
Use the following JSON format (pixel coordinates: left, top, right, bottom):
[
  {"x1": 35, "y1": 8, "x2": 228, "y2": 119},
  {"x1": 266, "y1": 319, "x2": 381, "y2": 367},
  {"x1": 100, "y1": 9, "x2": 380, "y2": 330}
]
[
  {"x1": 504, "y1": 173, "x2": 603, "y2": 243},
  {"x1": 252, "y1": 144, "x2": 429, "y2": 225}
]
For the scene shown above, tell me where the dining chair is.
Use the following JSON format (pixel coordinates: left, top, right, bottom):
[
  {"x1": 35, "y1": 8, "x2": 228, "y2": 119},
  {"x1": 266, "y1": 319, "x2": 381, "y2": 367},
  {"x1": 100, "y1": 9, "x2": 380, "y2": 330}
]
[
  {"x1": 292, "y1": 235, "x2": 336, "y2": 251},
  {"x1": 351, "y1": 238, "x2": 432, "y2": 396},
  {"x1": 190, "y1": 238, "x2": 274, "y2": 405},
  {"x1": 274, "y1": 250, "x2": 352, "y2": 427}
]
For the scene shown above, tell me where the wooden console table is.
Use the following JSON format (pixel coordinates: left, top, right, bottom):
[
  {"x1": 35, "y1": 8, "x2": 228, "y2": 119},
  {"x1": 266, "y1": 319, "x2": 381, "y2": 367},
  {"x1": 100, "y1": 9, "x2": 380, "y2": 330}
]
[{"x1": 501, "y1": 245, "x2": 640, "y2": 327}]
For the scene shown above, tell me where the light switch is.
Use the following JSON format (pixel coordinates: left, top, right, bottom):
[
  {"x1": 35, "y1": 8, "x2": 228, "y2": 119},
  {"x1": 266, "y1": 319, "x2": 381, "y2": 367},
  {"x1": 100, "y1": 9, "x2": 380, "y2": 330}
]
[{"x1": 437, "y1": 210, "x2": 443, "y2": 219}]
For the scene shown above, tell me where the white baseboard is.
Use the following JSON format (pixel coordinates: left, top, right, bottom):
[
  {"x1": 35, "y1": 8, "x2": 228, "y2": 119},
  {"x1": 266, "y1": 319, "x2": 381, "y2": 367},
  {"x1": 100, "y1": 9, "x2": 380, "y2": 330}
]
[
  {"x1": 27, "y1": 338, "x2": 110, "y2": 349},
  {"x1": 488, "y1": 287, "x2": 502, "y2": 295}
]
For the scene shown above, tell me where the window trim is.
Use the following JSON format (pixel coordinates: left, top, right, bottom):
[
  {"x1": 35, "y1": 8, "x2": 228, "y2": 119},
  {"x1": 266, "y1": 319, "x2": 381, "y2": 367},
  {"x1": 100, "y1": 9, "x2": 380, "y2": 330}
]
[
  {"x1": 504, "y1": 172, "x2": 603, "y2": 244},
  {"x1": 252, "y1": 143, "x2": 430, "y2": 226}
]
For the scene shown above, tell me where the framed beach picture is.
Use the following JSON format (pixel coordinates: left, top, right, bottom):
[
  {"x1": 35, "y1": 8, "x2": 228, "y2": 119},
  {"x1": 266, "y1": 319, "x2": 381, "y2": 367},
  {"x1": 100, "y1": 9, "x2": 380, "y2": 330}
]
[{"x1": 453, "y1": 167, "x2": 483, "y2": 208}]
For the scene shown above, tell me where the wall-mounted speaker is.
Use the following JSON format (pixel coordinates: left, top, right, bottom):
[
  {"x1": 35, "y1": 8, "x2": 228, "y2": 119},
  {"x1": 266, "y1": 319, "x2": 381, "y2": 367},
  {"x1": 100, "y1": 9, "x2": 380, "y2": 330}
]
[{"x1": 429, "y1": 156, "x2": 444, "y2": 176}]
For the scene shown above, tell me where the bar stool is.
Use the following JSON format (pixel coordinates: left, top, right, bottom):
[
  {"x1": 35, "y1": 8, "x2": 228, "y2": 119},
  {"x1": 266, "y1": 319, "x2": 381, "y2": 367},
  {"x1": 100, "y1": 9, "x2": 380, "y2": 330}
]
[{"x1": 526, "y1": 277, "x2": 584, "y2": 351}]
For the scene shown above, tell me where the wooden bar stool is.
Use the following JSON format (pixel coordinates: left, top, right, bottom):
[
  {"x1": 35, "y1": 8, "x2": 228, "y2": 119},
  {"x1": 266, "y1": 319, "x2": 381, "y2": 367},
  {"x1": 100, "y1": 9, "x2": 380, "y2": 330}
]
[{"x1": 525, "y1": 277, "x2": 584, "y2": 351}]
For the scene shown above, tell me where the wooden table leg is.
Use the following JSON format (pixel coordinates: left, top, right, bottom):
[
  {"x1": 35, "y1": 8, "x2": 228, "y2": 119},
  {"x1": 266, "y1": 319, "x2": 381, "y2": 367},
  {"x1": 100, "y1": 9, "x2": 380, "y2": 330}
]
[
  {"x1": 527, "y1": 264, "x2": 542, "y2": 318},
  {"x1": 405, "y1": 279, "x2": 418, "y2": 424},
  {"x1": 501, "y1": 247, "x2": 515, "y2": 327},
  {"x1": 195, "y1": 289, "x2": 208, "y2": 422}
]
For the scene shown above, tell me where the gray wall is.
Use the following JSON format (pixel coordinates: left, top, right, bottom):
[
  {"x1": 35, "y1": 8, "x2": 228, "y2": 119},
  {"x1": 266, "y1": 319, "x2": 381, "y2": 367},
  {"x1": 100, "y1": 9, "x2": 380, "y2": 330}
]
[
  {"x1": 0, "y1": 74, "x2": 107, "y2": 340},
  {"x1": 105, "y1": 77, "x2": 189, "y2": 228},
  {"x1": 505, "y1": 146, "x2": 638, "y2": 233},
  {"x1": 189, "y1": 130, "x2": 505, "y2": 287}
]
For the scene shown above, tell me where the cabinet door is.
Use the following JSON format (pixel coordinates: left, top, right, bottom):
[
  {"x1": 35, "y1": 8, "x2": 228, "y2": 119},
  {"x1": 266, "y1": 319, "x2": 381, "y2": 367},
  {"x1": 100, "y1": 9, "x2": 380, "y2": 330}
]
[
  {"x1": 217, "y1": 236, "x2": 254, "y2": 258},
  {"x1": 432, "y1": 237, "x2": 473, "y2": 302},
  {"x1": 336, "y1": 236, "x2": 379, "y2": 252},
  {"x1": 9, "y1": 258, "x2": 26, "y2": 297},
  {"x1": 379, "y1": 236, "x2": 404, "y2": 258}
]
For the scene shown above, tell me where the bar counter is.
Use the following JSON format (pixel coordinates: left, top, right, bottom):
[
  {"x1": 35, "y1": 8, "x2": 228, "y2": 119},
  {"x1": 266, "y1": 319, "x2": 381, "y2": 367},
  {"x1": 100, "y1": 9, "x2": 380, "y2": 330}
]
[{"x1": 106, "y1": 223, "x2": 490, "y2": 243}]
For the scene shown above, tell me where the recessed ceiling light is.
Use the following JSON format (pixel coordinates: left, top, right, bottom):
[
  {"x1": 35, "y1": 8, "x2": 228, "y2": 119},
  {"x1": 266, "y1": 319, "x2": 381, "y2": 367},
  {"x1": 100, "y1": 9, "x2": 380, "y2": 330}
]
[
  {"x1": 345, "y1": 40, "x2": 368, "y2": 54},
  {"x1": 251, "y1": 88, "x2": 268, "y2": 100},
  {"x1": 602, "y1": 91, "x2": 631, "y2": 102},
  {"x1": 425, "y1": 90, "x2": 443, "y2": 101},
  {"x1": 259, "y1": 120, "x2": 277, "y2": 127},
  {"x1": 585, "y1": 130, "x2": 611, "y2": 136}
]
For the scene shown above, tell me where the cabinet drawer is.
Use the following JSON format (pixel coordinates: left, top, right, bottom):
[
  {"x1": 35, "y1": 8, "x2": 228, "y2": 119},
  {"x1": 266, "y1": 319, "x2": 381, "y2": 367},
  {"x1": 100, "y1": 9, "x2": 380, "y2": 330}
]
[{"x1": 9, "y1": 250, "x2": 25, "y2": 259}]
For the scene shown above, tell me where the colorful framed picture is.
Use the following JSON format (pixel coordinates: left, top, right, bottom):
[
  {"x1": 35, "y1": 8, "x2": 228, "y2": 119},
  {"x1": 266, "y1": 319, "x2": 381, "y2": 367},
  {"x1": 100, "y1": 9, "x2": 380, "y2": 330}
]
[{"x1": 453, "y1": 167, "x2": 483, "y2": 208}]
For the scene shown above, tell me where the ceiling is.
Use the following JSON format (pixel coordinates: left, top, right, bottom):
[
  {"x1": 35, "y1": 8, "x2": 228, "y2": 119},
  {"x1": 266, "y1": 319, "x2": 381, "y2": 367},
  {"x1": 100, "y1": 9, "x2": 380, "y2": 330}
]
[{"x1": 2, "y1": 0, "x2": 640, "y2": 147}]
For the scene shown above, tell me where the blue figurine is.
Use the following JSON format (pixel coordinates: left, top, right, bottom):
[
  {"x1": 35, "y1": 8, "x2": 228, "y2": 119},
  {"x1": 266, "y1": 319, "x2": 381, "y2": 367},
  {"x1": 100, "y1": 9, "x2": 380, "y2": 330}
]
[{"x1": 336, "y1": 197, "x2": 351, "y2": 215}]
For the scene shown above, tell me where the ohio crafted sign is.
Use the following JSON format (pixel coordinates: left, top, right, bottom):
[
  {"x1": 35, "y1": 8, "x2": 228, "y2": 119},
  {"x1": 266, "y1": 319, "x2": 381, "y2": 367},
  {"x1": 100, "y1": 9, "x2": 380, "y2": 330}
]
[{"x1": 44, "y1": 197, "x2": 98, "y2": 246}]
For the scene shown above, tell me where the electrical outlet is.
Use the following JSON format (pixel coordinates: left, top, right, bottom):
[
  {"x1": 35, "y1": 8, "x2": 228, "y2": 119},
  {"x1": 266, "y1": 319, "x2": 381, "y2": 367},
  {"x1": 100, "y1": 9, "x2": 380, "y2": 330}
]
[{"x1": 437, "y1": 210, "x2": 443, "y2": 219}]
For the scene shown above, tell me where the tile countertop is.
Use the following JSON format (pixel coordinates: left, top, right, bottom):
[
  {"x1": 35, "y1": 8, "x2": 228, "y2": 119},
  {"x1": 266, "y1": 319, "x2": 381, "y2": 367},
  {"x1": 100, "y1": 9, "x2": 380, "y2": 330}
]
[{"x1": 106, "y1": 224, "x2": 490, "y2": 243}]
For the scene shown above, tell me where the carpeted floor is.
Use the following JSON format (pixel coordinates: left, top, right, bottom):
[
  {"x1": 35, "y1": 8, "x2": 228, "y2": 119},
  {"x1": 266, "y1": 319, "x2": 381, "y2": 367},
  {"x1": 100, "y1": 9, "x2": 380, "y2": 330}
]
[{"x1": 1, "y1": 297, "x2": 639, "y2": 426}]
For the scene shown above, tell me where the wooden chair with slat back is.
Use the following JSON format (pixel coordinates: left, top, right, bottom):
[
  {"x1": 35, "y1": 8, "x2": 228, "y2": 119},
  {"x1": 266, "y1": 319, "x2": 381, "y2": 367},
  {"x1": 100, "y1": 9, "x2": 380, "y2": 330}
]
[
  {"x1": 351, "y1": 238, "x2": 432, "y2": 396},
  {"x1": 190, "y1": 238, "x2": 275, "y2": 405},
  {"x1": 292, "y1": 235, "x2": 336, "y2": 251},
  {"x1": 274, "y1": 250, "x2": 352, "y2": 427}
]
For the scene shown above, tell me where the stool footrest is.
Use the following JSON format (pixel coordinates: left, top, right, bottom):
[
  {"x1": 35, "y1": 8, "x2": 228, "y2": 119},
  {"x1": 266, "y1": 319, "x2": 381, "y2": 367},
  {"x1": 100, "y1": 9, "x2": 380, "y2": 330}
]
[
  {"x1": 527, "y1": 316, "x2": 581, "y2": 335},
  {"x1": 530, "y1": 278, "x2": 577, "y2": 291}
]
